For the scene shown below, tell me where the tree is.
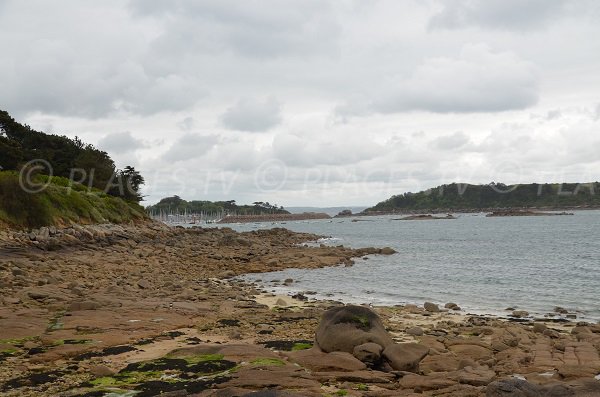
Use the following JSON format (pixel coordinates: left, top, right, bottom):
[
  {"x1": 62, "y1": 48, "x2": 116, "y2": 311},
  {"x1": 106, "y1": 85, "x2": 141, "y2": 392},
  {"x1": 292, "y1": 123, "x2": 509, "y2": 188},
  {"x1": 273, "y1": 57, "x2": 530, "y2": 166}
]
[{"x1": 116, "y1": 166, "x2": 145, "y2": 202}]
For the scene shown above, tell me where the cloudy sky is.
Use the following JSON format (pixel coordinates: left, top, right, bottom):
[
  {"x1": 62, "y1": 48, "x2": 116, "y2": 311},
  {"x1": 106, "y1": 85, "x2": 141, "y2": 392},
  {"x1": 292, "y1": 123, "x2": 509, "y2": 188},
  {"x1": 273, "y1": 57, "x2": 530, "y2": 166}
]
[{"x1": 1, "y1": 0, "x2": 599, "y2": 206}]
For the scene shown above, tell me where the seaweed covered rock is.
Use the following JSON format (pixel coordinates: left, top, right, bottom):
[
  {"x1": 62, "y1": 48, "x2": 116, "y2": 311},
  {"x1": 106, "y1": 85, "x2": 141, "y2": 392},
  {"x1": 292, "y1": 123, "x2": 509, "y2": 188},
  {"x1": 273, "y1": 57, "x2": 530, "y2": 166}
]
[
  {"x1": 315, "y1": 305, "x2": 393, "y2": 353},
  {"x1": 314, "y1": 305, "x2": 429, "y2": 372}
]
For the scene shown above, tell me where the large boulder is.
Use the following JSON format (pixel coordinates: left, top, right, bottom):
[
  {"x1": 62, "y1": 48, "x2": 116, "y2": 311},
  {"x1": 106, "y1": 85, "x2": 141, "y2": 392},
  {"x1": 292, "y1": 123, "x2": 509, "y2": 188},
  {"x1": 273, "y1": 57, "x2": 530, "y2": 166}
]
[
  {"x1": 315, "y1": 305, "x2": 394, "y2": 353},
  {"x1": 314, "y1": 305, "x2": 429, "y2": 372},
  {"x1": 382, "y1": 343, "x2": 429, "y2": 371}
]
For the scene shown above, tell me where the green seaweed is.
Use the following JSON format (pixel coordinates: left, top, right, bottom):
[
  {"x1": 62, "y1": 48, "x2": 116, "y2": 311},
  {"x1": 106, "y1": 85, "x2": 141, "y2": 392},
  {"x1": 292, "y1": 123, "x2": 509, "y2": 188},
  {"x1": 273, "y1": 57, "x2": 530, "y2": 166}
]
[
  {"x1": 249, "y1": 358, "x2": 285, "y2": 367},
  {"x1": 0, "y1": 336, "x2": 37, "y2": 346},
  {"x1": 349, "y1": 315, "x2": 370, "y2": 329},
  {"x1": 47, "y1": 311, "x2": 66, "y2": 332},
  {"x1": 90, "y1": 371, "x2": 165, "y2": 387},
  {"x1": 291, "y1": 342, "x2": 312, "y2": 351},
  {"x1": 180, "y1": 353, "x2": 224, "y2": 364}
]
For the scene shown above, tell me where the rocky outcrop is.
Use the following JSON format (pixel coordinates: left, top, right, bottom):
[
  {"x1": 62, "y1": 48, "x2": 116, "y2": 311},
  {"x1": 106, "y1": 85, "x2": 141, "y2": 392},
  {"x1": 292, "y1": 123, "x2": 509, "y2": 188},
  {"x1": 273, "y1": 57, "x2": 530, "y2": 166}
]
[{"x1": 315, "y1": 305, "x2": 429, "y2": 372}]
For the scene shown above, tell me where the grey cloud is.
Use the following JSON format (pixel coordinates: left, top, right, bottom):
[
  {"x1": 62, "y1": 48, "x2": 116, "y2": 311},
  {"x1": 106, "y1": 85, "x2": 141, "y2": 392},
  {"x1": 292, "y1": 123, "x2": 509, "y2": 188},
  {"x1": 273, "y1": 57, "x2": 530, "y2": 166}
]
[
  {"x1": 433, "y1": 131, "x2": 470, "y2": 150},
  {"x1": 369, "y1": 44, "x2": 539, "y2": 114},
  {"x1": 0, "y1": 4, "x2": 205, "y2": 118},
  {"x1": 98, "y1": 131, "x2": 146, "y2": 154},
  {"x1": 162, "y1": 133, "x2": 219, "y2": 162},
  {"x1": 221, "y1": 97, "x2": 282, "y2": 132},
  {"x1": 429, "y1": 0, "x2": 567, "y2": 31},
  {"x1": 177, "y1": 116, "x2": 195, "y2": 131},
  {"x1": 129, "y1": 0, "x2": 340, "y2": 59},
  {"x1": 272, "y1": 133, "x2": 383, "y2": 167},
  {"x1": 546, "y1": 110, "x2": 562, "y2": 120}
]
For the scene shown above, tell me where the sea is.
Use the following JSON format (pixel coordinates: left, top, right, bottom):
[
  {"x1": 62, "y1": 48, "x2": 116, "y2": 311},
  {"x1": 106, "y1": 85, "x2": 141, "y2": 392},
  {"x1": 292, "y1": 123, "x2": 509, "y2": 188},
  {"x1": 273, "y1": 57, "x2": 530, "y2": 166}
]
[{"x1": 212, "y1": 211, "x2": 600, "y2": 322}]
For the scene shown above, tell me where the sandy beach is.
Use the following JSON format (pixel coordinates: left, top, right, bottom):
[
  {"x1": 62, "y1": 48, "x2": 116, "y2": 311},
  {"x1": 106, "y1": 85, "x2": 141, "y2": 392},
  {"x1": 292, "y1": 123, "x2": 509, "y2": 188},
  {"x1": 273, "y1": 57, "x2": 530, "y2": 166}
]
[{"x1": 1, "y1": 221, "x2": 600, "y2": 396}]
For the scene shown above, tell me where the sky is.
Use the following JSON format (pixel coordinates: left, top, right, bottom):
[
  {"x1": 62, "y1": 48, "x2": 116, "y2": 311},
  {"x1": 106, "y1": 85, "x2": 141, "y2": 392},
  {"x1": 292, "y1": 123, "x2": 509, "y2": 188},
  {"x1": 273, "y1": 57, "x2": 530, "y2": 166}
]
[{"x1": 1, "y1": 0, "x2": 599, "y2": 206}]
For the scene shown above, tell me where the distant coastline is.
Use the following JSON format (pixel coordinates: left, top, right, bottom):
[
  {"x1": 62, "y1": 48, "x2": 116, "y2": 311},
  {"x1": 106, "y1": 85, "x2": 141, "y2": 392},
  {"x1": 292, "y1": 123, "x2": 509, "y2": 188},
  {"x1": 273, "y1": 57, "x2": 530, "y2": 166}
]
[{"x1": 217, "y1": 212, "x2": 331, "y2": 224}]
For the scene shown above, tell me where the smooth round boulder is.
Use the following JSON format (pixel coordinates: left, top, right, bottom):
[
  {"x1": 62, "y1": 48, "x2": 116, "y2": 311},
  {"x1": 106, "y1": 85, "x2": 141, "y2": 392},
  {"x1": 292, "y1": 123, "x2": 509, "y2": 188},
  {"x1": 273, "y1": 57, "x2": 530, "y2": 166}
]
[
  {"x1": 315, "y1": 305, "x2": 394, "y2": 353},
  {"x1": 382, "y1": 343, "x2": 429, "y2": 372},
  {"x1": 352, "y1": 342, "x2": 383, "y2": 366},
  {"x1": 424, "y1": 302, "x2": 440, "y2": 312}
]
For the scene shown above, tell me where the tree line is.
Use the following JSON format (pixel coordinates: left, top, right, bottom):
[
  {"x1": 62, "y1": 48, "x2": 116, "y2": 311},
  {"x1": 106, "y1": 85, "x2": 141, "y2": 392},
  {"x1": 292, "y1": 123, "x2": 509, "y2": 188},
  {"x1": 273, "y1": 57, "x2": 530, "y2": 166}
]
[
  {"x1": 147, "y1": 196, "x2": 289, "y2": 215},
  {"x1": 365, "y1": 182, "x2": 600, "y2": 212},
  {"x1": 0, "y1": 109, "x2": 144, "y2": 202}
]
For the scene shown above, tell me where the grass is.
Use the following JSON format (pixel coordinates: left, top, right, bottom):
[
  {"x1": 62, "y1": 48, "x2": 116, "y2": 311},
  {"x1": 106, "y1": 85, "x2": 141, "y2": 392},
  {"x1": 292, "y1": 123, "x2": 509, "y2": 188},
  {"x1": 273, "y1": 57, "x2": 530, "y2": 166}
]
[{"x1": 0, "y1": 171, "x2": 146, "y2": 228}]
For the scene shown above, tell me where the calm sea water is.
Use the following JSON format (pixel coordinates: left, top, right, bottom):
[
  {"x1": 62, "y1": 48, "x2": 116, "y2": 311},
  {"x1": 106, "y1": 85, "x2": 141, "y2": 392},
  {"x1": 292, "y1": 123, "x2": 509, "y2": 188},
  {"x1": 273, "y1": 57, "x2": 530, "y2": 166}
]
[{"x1": 223, "y1": 211, "x2": 600, "y2": 322}]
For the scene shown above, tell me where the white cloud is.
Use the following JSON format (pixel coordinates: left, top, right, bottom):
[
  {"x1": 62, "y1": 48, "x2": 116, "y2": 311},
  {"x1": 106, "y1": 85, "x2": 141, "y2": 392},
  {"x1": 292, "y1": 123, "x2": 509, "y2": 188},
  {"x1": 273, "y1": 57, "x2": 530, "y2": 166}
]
[
  {"x1": 162, "y1": 133, "x2": 220, "y2": 162},
  {"x1": 1, "y1": 1, "x2": 600, "y2": 205},
  {"x1": 433, "y1": 131, "x2": 470, "y2": 150},
  {"x1": 370, "y1": 44, "x2": 539, "y2": 114}
]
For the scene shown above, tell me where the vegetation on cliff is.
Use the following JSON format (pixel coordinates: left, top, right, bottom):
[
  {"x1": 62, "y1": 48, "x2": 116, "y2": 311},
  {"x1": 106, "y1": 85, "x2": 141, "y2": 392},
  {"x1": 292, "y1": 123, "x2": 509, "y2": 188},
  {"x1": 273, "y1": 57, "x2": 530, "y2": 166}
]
[
  {"x1": 146, "y1": 196, "x2": 290, "y2": 216},
  {"x1": 0, "y1": 171, "x2": 146, "y2": 228},
  {"x1": 365, "y1": 182, "x2": 600, "y2": 212},
  {"x1": 0, "y1": 109, "x2": 144, "y2": 202}
]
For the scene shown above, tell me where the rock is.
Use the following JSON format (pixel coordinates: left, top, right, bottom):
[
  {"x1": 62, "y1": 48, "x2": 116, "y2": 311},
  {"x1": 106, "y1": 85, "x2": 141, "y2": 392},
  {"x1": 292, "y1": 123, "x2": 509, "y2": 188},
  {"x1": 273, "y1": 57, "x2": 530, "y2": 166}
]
[
  {"x1": 275, "y1": 298, "x2": 287, "y2": 307},
  {"x1": 420, "y1": 354, "x2": 461, "y2": 373},
  {"x1": 379, "y1": 247, "x2": 396, "y2": 255},
  {"x1": 291, "y1": 293, "x2": 307, "y2": 301},
  {"x1": 241, "y1": 391, "x2": 307, "y2": 397},
  {"x1": 406, "y1": 326, "x2": 424, "y2": 336},
  {"x1": 315, "y1": 305, "x2": 394, "y2": 353},
  {"x1": 532, "y1": 322, "x2": 547, "y2": 333},
  {"x1": 557, "y1": 364, "x2": 599, "y2": 379},
  {"x1": 448, "y1": 344, "x2": 493, "y2": 362},
  {"x1": 404, "y1": 304, "x2": 423, "y2": 314},
  {"x1": 486, "y1": 378, "x2": 542, "y2": 397},
  {"x1": 11, "y1": 267, "x2": 24, "y2": 276},
  {"x1": 27, "y1": 291, "x2": 48, "y2": 300},
  {"x1": 381, "y1": 343, "x2": 429, "y2": 371},
  {"x1": 554, "y1": 306, "x2": 569, "y2": 314},
  {"x1": 3, "y1": 297, "x2": 21, "y2": 304},
  {"x1": 68, "y1": 301, "x2": 99, "y2": 311},
  {"x1": 283, "y1": 278, "x2": 293, "y2": 284},
  {"x1": 285, "y1": 348, "x2": 366, "y2": 372},
  {"x1": 511, "y1": 310, "x2": 529, "y2": 318},
  {"x1": 89, "y1": 364, "x2": 115, "y2": 377},
  {"x1": 457, "y1": 366, "x2": 495, "y2": 386},
  {"x1": 445, "y1": 302, "x2": 461, "y2": 310},
  {"x1": 424, "y1": 302, "x2": 440, "y2": 312},
  {"x1": 399, "y1": 373, "x2": 457, "y2": 391},
  {"x1": 352, "y1": 342, "x2": 383, "y2": 366},
  {"x1": 137, "y1": 279, "x2": 151, "y2": 289},
  {"x1": 36, "y1": 227, "x2": 50, "y2": 242}
]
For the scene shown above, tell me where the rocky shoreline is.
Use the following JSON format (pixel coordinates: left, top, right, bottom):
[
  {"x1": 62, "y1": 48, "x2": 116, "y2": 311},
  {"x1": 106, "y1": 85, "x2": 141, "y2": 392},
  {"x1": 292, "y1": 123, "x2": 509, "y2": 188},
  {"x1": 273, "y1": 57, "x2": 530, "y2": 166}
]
[{"x1": 1, "y1": 221, "x2": 599, "y2": 396}]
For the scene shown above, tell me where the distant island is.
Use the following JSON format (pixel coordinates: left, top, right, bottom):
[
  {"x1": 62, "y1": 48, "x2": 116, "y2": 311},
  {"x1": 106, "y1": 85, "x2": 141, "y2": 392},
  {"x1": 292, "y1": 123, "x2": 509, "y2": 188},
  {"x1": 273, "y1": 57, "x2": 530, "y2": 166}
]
[
  {"x1": 394, "y1": 214, "x2": 456, "y2": 221},
  {"x1": 486, "y1": 210, "x2": 574, "y2": 217},
  {"x1": 364, "y1": 182, "x2": 600, "y2": 214}
]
